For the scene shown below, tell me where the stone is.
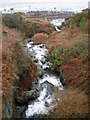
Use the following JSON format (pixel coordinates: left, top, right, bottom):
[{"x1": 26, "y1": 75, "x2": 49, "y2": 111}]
[
  {"x1": 45, "y1": 101, "x2": 49, "y2": 107},
  {"x1": 16, "y1": 90, "x2": 39, "y2": 105},
  {"x1": 41, "y1": 58, "x2": 46, "y2": 64},
  {"x1": 37, "y1": 68, "x2": 43, "y2": 78},
  {"x1": 40, "y1": 81, "x2": 55, "y2": 95},
  {"x1": 34, "y1": 59, "x2": 38, "y2": 63},
  {"x1": 39, "y1": 44, "x2": 44, "y2": 48}
]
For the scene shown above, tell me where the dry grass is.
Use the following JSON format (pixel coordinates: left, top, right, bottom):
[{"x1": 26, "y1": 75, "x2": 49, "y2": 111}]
[
  {"x1": 52, "y1": 88, "x2": 88, "y2": 118},
  {"x1": 2, "y1": 25, "x2": 24, "y2": 97},
  {"x1": 32, "y1": 33, "x2": 48, "y2": 44}
]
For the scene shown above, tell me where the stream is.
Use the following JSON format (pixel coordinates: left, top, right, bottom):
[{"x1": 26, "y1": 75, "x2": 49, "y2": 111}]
[
  {"x1": 23, "y1": 39, "x2": 63, "y2": 118},
  {"x1": 16, "y1": 19, "x2": 65, "y2": 118},
  {"x1": 51, "y1": 18, "x2": 65, "y2": 32}
]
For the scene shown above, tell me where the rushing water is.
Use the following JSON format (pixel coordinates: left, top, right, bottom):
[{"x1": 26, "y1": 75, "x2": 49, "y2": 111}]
[
  {"x1": 51, "y1": 18, "x2": 65, "y2": 32},
  {"x1": 21, "y1": 19, "x2": 65, "y2": 118},
  {"x1": 24, "y1": 40, "x2": 63, "y2": 118}
]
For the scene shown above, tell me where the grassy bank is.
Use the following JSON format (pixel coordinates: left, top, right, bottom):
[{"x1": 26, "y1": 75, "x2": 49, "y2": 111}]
[
  {"x1": 46, "y1": 9, "x2": 88, "y2": 94},
  {"x1": 32, "y1": 9, "x2": 88, "y2": 118}
]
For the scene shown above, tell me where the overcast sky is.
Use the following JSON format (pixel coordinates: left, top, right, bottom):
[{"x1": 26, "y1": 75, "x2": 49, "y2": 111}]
[
  {"x1": 1, "y1": 0, "x2": 89, "y2": 3},
  {"x1": 0, "y1": 0, "x2": 89, "y2": 12}
]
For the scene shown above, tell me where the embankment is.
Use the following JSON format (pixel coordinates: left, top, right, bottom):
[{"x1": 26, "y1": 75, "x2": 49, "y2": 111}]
[
  {"x1": 2, "y1": 13, "x2": 54, "y2": 118},
  {"x1": 2, "y1": 25, "x2": 37, "y2": 118},
  {"x1": 32, "y1": 9, "x2": 88, "y2": 94}
]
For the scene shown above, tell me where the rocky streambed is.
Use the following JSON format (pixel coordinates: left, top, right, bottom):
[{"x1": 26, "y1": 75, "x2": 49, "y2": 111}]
[
  {"x1": 14, "y1": 38, "x2": 64, "y2": 118},
  {"x1": 14, "y1": 19, "x2": 65, "y2": 118}
]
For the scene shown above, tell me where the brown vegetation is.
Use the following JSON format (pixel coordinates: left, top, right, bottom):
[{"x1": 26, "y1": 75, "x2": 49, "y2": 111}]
[
  {"x1": 52, "y1": 88, "x2": 88, "y2": 118},
  {"x1": 22, "y1": 14, "x2": 55, "y2": 32},
  {"x1": 2, "y1": 25, "x2": 36, "y2": 98},
  {"x1": 2, "y1": 25, "x2": 24, "y2": 97},
  {"x1": 32, "y1": 11, "x2": 88, "y2": 94},
  {"x1": 32, "y1": 10, "x2": 89, "y2": 118}
]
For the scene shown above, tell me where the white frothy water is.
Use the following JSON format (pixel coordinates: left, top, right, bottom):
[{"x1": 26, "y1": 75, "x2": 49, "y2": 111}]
[
  {"x1": 27, "y1": 42, "x2": 49, "y2": 69},
  {"x1": 51, "y1": 18, "x2": 65, "y2": 32},
  {"x1": 26, "y1": 87, "x2": 53, "y2": 118},
  {"x1": 51, "y1": 19, "x2": 65, "y2": 27},
  {"x1": 25, "y1": 41, "x2": 63, "y2": 118},
  {"x1": 39, "y1": 73, "x2": 63, "y2": 90}
]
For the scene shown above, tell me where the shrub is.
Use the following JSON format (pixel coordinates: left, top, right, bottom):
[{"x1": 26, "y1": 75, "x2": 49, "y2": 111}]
[
  {"x1": 3, "y1": 29, "x2": 8, "y2": 34},
  {"x1": 67, "y1": 39, "x2": 87, "y2": 58},
  {"x1": 74, "y1": 13, "x2": 83, "y2": 23},
  {"x1": 43, "y1": 29, "x2": 51, "y2": 35},
  {"x1": 3, "y1": 14, "x2": 22, "y2": 29},
  {"x1": 65, "y1": 19, "x2": 70, "y2": 27},
  {"x1": 46, "y1": 48, "x2": 67, "y2": 72},
  {"x1": 21, "y1": 20, "x2": 40, "y2": 37},
  {"x1": 15, "y1": 40, "x2": 21, "y2": 48},
  {"x1": 32, "y1": 22, "x2": 40, "y2": 33},
  {"x1": 64, "y1": 9, "x2": 88, "y2": 31},
  {"x1": 79, "y1": 18, "x2": 86, "y2": 30}
]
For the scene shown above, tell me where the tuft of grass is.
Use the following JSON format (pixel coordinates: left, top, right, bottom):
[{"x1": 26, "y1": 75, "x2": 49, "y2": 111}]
[{"x1": 51, "y1": 88, "x2": 88, "y2": 118}]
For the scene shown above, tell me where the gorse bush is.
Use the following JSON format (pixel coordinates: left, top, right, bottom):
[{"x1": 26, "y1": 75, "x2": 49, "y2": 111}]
[
  {"x1": 74, "y1": 13, "x2": 83, "y2": 23},
  {"x1": 3, "y1": 14, "x2": 41, "y2": 37},
  {"x1": 43, "y1": 29, "x2": 51, "y2": 35},
  {"x1": 24, "y1": 21, "x2": 40, "y2": 37},
  {"x1": 79, "y1": 18, "x2": 86, "y2": 30},
  {"x1": 67, "y1": 39, "x2": 87, "y2": 58},
  {"x1": 3, "y1": 29, "x2": 8, "y2": 34},
  {"x1": 15, "y1": 40, "x2": 21, "y2": 48},
  {"x1": 32, "y1": 22, "x2": 40, "y2": 33},
  {"x1": 46, "y1": 49, "x2": 67, "y2": 72},
  {"x1": 63, "y1": 9, "x2": 88, "y2": 32},
  {"x1": 3, "y1": 14, "x2": 22, "y2": 29}
]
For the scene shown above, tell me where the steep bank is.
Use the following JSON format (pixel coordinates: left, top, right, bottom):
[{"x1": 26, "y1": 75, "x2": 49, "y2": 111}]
[
  {"x1": 2, "y1": 26, "x2": 35, "y2": 118},
  {"x1": 2, "y1": 13, "x2": 54, "y2": 118},
  {"x1": 32, "y1": 9, "x2": 88, "y2": 94},
  {"x1": 31, "y1": 9, "x2": 88, "y2": 118}
]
